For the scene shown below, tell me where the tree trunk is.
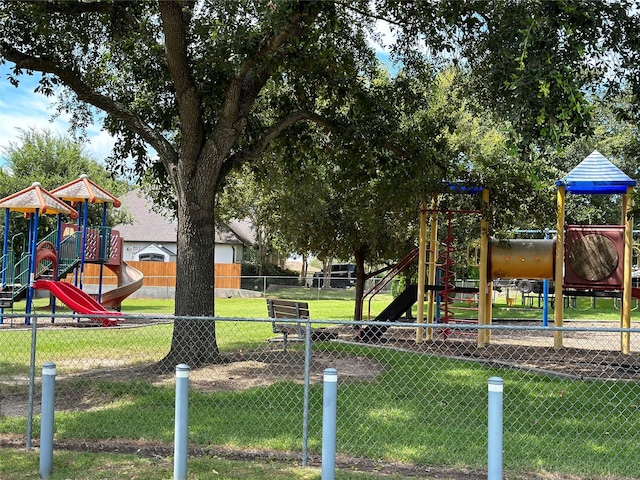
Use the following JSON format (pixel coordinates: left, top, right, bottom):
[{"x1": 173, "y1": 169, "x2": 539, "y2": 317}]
[
  {"x1": 322, "y1": 258, "x2": 333, "y2": 289},
  {"x1": 299, "y1": 253, "x2": 308, "y2": 284},
  {"x1": 159, "y1": 187, "x2": 221, "y2": 371},
  {"x1": 258, "y1": 226, "x2": 266, "y2": 277},
  {"x1": 353, "y1": 250, "x2": 367, "y2": 321}
]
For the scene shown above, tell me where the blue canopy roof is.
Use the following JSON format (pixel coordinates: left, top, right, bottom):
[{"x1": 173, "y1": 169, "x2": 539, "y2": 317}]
[
  {"x1": 445, "y1": 182, "x2": 483, "y2": 195},
  {"x1": 556, "y1": 150, "x2": 636, "y2": 194}
]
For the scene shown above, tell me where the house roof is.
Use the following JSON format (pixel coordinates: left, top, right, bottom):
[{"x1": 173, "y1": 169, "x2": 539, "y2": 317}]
[
  {"x1": 556, "y1": 150, "x2": 637, "y2": 194},
  {"x1": 228, "y1": 218, "x2": 257, "y2": 246},
  {"x1": 137, "y1": 243, "x2": 175, "y2": 257},
  {"x1": 115, "y1": 190, "x2": 244, "y2": 245},
  {"x1": 115, "y1": 190, "x2": 177, "y2": 242}
]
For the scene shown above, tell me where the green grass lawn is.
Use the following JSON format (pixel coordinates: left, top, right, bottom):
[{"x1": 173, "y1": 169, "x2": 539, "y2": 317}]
[
  {"x1": 22, "y1": 287, "x2": 393, "y2": 319},
  {"x1": 2, "y1": 290, "x2": 640, "y2": 478},
  {"x1": 118, "y1": 291, "x2": 640, "y2": 322},
  {"x1": 2, "y1": 335, "x2": 639, "y2": 478},
  {"x1": 0, "y1": 447, "x2": 444, "y2": 480},
  {"x1": 19, "y1": 285, "x2": 640, "y2": 322}
]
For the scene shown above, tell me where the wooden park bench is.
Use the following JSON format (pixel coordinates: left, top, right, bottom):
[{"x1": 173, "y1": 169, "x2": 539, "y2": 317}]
[
  {"x1": 266, "y1": 298, "x2": 337, "y2": 351},
  {"x1": 266, "y1": 299, "x2": 309, "y2": 351}
]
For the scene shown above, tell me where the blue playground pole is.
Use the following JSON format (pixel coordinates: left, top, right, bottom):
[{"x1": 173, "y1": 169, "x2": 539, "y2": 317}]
[
  {"x1": 2, "y1": 208, "x2": 9, "y2": 286},
  {"x1": 73, "y1": 201, "x2": 83, "y2": 288},
  {"x1": 25, "y1": 210, "x2": 40, "y2": 324},
  {"x1": 97, "y1": 203, "x2": 108, "y2": 302},
  {"x1": 54, "y1": 214, "x2": 63, "y2": 281},
  {"x1": 321, "y1": 368, "x2": 338, "y2": 480},
  {"x1": 488, "y1": 377, "x2": 504, "y2": 480},
  {"x1": 542, "y1": 228, "x2": 550, "y2": 326},
  {"x1": 79, "y1": 201, "x2": 89, "y2": 290},
  {"x1": 48, "y1": 214, "x2": 64, "y2": 322}
]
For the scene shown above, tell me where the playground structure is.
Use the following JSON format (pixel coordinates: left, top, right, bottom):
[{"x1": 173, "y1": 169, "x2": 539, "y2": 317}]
[
  {"x1": 0, "y1": 175, "x2": 143, "y2": 326},
  {"x1": 359, "y1": 151, "x2": 639, "y2": 353}
]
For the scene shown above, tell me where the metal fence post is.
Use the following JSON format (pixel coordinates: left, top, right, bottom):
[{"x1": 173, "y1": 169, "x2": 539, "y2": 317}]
[
  {"x1": 174, "y1": 364, "x2": 190, "y2": 480},
  {"x1": 301, "y1": 321, "x2": 312, "y2": 466},
  {"x1": 39, "y1": 362, "x2": 56, "y2": 479},
  {"x1": 321, "y1": 368, "x2": 338, "y2": 480},
  {"x1": 488, "y1": 377, "x2": 504, "y2": 480}
]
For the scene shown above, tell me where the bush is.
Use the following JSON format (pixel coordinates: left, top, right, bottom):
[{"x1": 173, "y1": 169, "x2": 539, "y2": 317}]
[
  {"x1": 390, "y1": 276, "x2": 407, "y2": 298},
  {"x1": 240, "y1": 262, "x2": 300, "y2": 290}
]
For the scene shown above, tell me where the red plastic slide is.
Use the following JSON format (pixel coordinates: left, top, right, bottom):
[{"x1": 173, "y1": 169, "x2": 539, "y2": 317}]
[{"x1": 33, "y1": 279, "x2": 123, "y2": 326}]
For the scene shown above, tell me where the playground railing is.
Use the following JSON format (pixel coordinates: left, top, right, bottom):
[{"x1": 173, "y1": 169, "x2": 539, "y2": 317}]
[
  {"x1": 83, "y1": 226, "x2": 112, "y2": 262},
  {"x1": 13, "y1": 253, "x2": 30, "y2": 293},
  {"x1": 362, "y1": 248, "x2": 419, "y2": 320},
  {"x1": 58, "y1": 232, "x2": 82, "y2": 275},
  {"x1": 1, "y1": 314, "x2": 640, "y2": 479},
  {"x1": 39, "y1": 227, "x2": 113, "y2": 268},
  {"x1": 0, "y1": 251, "x2": 15, "y2": 288}
]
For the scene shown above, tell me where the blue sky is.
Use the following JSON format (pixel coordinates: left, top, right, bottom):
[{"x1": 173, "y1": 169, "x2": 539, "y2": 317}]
[{"x1": 0, "y1": 63, "x2": 116, "y2": 165}]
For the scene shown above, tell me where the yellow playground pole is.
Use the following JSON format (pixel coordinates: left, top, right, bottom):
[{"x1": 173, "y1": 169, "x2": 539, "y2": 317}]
[
  {"x1": 416, "y1": 201, "x2": 428, "y2": 344},
  {"x1": 478, "y1": 188, "x2": 490, "y2": 347},
  {"x1": 426, "y1": 194, "x2": 439, "y2": 341},
  {"x1": 554, "y1": 186, "x2": 565, "y2": 349},
  {"x1": 621, "y1": 187, "x2": 633, "y2": 354}
]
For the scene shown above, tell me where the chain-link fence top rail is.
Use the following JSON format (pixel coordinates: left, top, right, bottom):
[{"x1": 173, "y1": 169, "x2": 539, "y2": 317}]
[{"x1": 1, "y1": 314, "x2": 640, "y2": 478}]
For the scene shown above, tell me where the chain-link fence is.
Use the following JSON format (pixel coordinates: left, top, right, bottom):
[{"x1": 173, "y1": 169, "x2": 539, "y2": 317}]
[
  {"x1": 81, "y1": 273, "x2": 387, "y2": 299},
  {"x1": 1, "y1": 313, "x2": 640, "y2": 478}
]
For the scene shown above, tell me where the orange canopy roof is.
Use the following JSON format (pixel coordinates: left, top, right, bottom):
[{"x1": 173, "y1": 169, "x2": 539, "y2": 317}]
[
  {"x1": 50, "y1": 174, "x2": 121, "y2": 207},
  {"x1": 0, "y1": 182, "x2": 78, "y2": 217}
]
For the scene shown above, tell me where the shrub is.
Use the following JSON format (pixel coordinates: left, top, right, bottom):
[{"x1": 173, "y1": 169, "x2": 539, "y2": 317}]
[{"x1": 240, "y1": 262, "x2": 300, "y2": 290}]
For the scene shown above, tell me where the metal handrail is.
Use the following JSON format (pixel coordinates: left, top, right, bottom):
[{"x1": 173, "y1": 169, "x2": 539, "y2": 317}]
[
  {"x1": 361, "y1": 248, "x2": 420, "y2": 321},
  {"x1": 12, "y1": 253, "x2": 30, "y2": 297},
  {"x1": 0, "y1": 251, "x2": 15, "y2": 289},
  {"x1": 58, "y1": 232, "x2": 82, "y2": 276}
]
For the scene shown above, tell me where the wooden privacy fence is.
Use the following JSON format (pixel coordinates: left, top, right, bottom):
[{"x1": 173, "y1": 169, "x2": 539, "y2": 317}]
[{"x1": 78, "y1": 262, "x2": 241, "y2": 289}]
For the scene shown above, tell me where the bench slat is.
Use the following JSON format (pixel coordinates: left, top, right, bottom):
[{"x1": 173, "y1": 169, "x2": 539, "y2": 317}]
[
  {"x1": 267, "y1": 299, "x2": 309, "y2": 319},
  {"x1": 270, "y1": 309, "x2": 310, "y2": 319}
]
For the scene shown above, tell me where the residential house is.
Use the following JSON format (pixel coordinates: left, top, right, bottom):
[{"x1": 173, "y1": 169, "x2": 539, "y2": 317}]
[{"x1": 115, "y1": 189, "x2": 253, "y2": 263}]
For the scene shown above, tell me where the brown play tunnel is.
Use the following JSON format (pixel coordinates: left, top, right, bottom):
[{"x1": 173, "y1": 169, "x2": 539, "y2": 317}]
[{"x1": 489, "y1": 239, "x2": 555, "y2": 281}]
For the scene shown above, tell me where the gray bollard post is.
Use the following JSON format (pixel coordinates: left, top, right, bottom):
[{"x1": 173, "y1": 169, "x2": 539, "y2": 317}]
[
  {"x1": 321, "y1": 368, "x2": 338, "y2": 480},
  {"x1": 174, "y1": 364, "x2": 190, "y2": 480},
  {"x1": 39, "y1": 362, "x2": 56, "y2": 479},
  {"x1": 488, "y1": 377, "x2": 504, "y2": 480}
]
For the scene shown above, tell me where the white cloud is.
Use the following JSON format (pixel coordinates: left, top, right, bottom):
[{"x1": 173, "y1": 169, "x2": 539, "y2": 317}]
[
  {"x1": 0, "y1": 63, "x2": 115, "y2": 164},
  {"x1": 85, "y1": 128, "x2": 117, "y2": 161}
]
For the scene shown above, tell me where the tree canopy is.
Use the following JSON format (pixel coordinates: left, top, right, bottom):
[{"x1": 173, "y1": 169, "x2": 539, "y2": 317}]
[{"x1": 2, "y1": 0, "x2": 639, "y2": 367}]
